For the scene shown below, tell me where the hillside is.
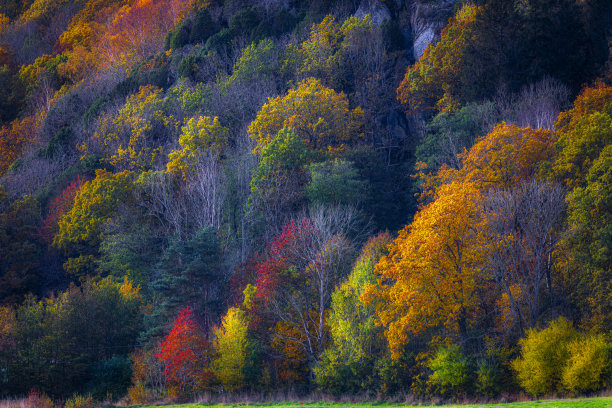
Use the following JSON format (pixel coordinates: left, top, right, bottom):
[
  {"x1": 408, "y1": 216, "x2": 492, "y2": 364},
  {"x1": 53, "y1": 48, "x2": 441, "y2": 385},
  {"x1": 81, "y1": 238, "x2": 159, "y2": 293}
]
[{"x1": 0, "y1": 0, "x2": 611, "y2": 405}]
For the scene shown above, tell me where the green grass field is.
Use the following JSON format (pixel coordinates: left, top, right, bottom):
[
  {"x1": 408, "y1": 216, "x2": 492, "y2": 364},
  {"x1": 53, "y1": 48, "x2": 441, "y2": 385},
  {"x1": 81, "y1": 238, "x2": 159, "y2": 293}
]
[{"x1": 130, "y1": 396, "x2": 612, "y2": 408}]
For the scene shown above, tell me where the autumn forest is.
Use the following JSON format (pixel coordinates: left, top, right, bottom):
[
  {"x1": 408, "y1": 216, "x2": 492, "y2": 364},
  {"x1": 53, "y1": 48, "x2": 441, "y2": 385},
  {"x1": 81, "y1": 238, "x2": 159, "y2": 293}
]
[{"x1": 0, "y1": 0, "x2": 610, "y2": 405}]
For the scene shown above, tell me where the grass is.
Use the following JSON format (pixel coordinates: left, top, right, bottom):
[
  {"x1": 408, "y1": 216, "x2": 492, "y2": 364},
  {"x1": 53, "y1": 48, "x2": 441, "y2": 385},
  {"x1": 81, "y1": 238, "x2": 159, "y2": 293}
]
[{"x1": 129, "y1": 396, "x2": 612, "y2": 408}]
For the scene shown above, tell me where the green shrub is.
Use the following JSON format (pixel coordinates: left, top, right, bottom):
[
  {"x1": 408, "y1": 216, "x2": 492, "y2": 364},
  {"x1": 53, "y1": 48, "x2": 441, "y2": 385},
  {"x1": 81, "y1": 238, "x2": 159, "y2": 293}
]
[{"x1": 428, "y1": 344, "x2": 473, "y2": 396}]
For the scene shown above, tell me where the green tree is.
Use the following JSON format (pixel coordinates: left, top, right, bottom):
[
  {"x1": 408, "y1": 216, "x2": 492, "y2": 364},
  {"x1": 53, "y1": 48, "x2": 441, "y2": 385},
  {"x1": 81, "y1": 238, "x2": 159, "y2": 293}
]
[
  {"x1": 553, "y1": 84, "x2": 612, "y2": 332},
  {"x1": 0, "y1": 196, "x2": 43, "y2": 304},
  {"x1": 306, "y1": 159, "x2": 366, "y2": 207},
  {"x1": 54, "y1": 169, "x2": 134, "y2": 279},
  {"x1": 427, "y1": 344, "x2": 473, "y2": 397},
  {"x1": 147, "y1": 228, "x2": 225, "y2": 341},
  {"x1": 314, "y1": 233, "x2": 392, "y2": 394}
]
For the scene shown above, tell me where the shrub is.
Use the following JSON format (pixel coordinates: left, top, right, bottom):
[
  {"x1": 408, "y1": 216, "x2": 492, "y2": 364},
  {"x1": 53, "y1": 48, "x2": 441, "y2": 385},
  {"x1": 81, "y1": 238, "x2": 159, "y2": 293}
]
[
  {"x1": 63, "y1": 394, "x2": 93, "y2": 408},
  {"x1": 25, "y1": 390, "x2": 54, "y2": 408},
  {"x1": 512, "y1": 317, "x2": 577, "y2": 395},
  {"x1": 562, "y1": 334, "x2": 611, "y2": 393},
  {"x1": 428, "y1": 344, "x2": 473, "y2": 396}
]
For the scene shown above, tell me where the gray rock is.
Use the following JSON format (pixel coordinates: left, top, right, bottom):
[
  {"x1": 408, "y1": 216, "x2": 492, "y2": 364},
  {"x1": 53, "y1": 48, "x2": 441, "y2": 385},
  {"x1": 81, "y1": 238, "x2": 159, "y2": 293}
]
[
  {"x1": 354, "y1": 0, "x2": 392, "y2": 25},
  {"x1": 408, "y1": 0, "x2": 457, "y2": 60}
]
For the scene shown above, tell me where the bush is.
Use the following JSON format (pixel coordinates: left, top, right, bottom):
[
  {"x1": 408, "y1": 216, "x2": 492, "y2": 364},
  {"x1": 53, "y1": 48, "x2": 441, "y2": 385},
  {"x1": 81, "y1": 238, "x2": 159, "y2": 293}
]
[
  {"x1": 512, "y1": 317, "x2": 577, "y2": 395},
  {"x1": 25, "y1": 390, "x2": 55, "y2": 408},
  {"x1": 475, "y1": 358, "x2": 503, "y2": 397},
  {"x1": 63, "y1": 394, "x2": 93, "y2": 408},
  {"x1": 427, "y1": 344, "x2": 473, "y2": 396},
  {"x1": 562, "y1": 334, "x2": 611, "y2": 393}
]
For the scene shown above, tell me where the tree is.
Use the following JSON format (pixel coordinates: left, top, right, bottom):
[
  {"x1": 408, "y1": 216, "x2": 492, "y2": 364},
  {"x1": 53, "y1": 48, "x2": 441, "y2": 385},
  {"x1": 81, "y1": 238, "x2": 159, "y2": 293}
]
[
  {"x1": 156, "y1": 307, "x2": 214, "y2": 394},
  {"x1": 148, "y1": 228, "x2": 224, "y2": 339},
  {"x1": 427, "y1": 344, "x2": 473, "y2": 397},
  {"x1": 102, "y1": 0, "x2": 193, "y2": 66},
  {"x1": 396, "y1": 4, "x2": 479, "y2": 113},
  {"x1": 0, "y1": 116, "x2": 38, "y2": 177},
  {"x1": 439, "y1": 123, "x2": 556, "y2": 191},
  {"x1": 10, "y1": 277, "x2": 143, "y2": 397},
  {"x1": 248, "y1": 77, "x2": 364, "y2": 152},
  {"x1": 512, "y1": 317, "x2": 577, "y2": 396},
  {"x1": 254, "y1": 208, "x2": 360, "y2": 375},
  {"x1": 552, "y1": 84, "x2": 612, "y2": 332},
  {"x1": 314, "y1": 232, "x2": 392, "y2": 394},
  {"x1": 363, "y1": 182, "x2": 486, "y2": 356},
  {"x1": 0, "y1": 196, "x2": 44, "y2": 305},
  {"x1": 213, "y1": 307, "x2": 250, "y2": 392},
  {"x1": 482, "y1": 181, "x2": 566, "y2": 334},
  {"x1": 249, "y1": 128, "x2": 318, "y2": 227},
  {"x1": 166, "y1": 116, "x2": 228, "y2": 180},
  {"x1": 54, "y1": 169, "x2": 133, "y2": 261},
  {"x1": 40, "y1": 175, "x2": 86, "y2": 243},
  {"x1": 93, "y1": 85, "x2": 180, "y2": 172},
  {"x1": 306, "y1": 159, "x2": 366, "y2": 207}
]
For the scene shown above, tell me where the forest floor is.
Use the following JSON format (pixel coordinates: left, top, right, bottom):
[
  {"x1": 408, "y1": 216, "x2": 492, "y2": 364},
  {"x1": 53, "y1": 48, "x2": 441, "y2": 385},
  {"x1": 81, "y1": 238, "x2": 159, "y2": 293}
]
[{"x1": 130, "y1": 396, "x2": 612, "y2": 408}]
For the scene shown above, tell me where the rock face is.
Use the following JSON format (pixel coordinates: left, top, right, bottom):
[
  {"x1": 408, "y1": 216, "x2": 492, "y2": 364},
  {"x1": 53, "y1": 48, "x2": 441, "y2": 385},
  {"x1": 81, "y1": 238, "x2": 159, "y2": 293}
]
[
  {"x1": 354, "y1": 0, "x2": 392, "y2": 25},
  {"x1": 406, "y1": 0, "x2": 457, "y2": 60}
]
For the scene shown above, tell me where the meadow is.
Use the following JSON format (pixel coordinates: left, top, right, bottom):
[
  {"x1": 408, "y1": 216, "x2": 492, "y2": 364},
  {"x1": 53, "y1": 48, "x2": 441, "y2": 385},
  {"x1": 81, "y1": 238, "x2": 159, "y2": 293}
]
[{"x1": 129, "y1": 396, "x2": 612, "y2": 408}]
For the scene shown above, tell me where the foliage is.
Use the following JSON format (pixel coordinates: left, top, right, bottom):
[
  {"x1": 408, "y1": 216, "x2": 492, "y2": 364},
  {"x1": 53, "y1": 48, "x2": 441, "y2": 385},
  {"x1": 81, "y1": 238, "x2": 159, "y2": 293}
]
[
  {"x1": 553, "y1": 84, "x2": 612, "y2": 332},
  {"x1": 53, "y1": 169, "x2": 133, "y2": 259},
  {"x1": 0, "y1": 196, "x2": 44, "y2": 304},
  {"x1": 512, "y1": 317, "x2": 578, "y2": 396},
  {"x1": 85, "y1": 356, "x2": 132, "y2": 400},
  {"x1": 315, "y1": 233, "x2": 392, "y2": 394},
  {"x1": 306, "y1": 159, "x2": 366, "y2": 207},
  {"x1": 40, "y1": 176, "x2": 86, "y2": 243},
  {"x1": 437, "y1": 123, "x2": 556, "y2": 191},
  {"x1": 9, "y1": 277, "x2": 142, "y2": 397},
  {"x1": 427, "y1": 344, "x2": 473, "y2": 396},
  {"x1": 562, "y1": 333, "x2": 611, "y2": 393},
  {"x1": 0, "y1": 116, "x2": 38, "y2": 177},
  {"x1": 397, "y1": 4, "x2": 479, "y2": 113},
  {"x1": 213, "y1": 307, "x2": 250, "y2": 392},
  {"x1": 363, "y1": 182, "x2": 486, "y2": 356},
  {"x1": 166, "y1": 116, "x2": 228, "y2": 179},
  {"x1": 248, "y1": 77, "x2": 364, "y2": 152},
  {"x1": 94, "y1": 85, "x2": 180, "y2": 171},
  {"x1": 156, "y1": 307, "x2": 214, "y2": 393},
  {"x1": 148, "y1": 228, "x2": 223, "y2": 340}
]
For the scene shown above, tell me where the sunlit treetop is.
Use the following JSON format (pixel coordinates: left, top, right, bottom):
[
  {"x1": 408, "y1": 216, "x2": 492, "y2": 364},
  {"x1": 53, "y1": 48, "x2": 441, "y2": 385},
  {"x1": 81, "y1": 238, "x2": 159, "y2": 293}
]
[{"x1": 248, "y1": 77, "x2": 364, "y2": 153}]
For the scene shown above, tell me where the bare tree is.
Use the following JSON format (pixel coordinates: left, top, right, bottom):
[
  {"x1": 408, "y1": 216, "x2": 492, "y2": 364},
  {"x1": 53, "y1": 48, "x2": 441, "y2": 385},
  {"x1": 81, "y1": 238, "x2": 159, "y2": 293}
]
[
  {"x1": 497, "y1": 77, "x2": 570, "y2": 130},
  {"x1": 136, "y1": 150, "x2": 225, "y2": 239},
  {"x1": 266, "y1": 205, "x2": 365, "y2": 369},
  {"x1": 482, "y1": 180, "x2": 566, "y2": 334}
]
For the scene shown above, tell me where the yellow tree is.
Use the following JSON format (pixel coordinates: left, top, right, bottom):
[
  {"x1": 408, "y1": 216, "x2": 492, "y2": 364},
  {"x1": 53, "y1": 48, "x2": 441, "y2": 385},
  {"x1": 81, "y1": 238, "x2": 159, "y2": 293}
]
[
  {"x1": 396, "y1": 4, "x2": 479, "y2": 113},
  {"x1": 212, "y1": 307, "x2": 249, "y2": 392},
  {"x1": 363, "y1": 181, "x2": 487, "y2": 357},
  {"x1": 248, "y1": 77, "x2": 364, "y2": 152},
  {"x1": 166, "y1": 116, "x2": 228, "y2": 180}
]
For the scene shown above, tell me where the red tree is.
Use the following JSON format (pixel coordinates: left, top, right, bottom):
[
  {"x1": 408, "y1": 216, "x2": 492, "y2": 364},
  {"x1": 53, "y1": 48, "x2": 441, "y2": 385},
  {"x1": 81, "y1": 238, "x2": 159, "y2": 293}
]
[
  {"x1": 156, "y1": 307, "x2": 213, "y2": 392},
  {"x1": 255, "y1": 218, "x2": 317, "y2": 300},
  {"x1": 40, "y1": 176, "x2": 86, "y2": 243}
]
